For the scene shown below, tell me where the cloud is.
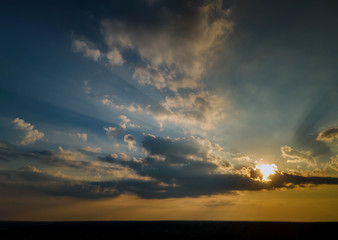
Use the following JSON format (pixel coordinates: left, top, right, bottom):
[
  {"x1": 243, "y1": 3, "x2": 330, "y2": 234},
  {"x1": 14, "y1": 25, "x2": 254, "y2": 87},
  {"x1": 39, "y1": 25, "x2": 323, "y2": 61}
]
[
  {"x1": 229, "y1": 153, "x2": 253, "y2": 163},
  {"x1": 142, "y1": 135, "x2": 205, "y2": 163},
  {"x1": 82, "y1": 146, "x2": 102, "y2": 153},
  {"x1": 106, "y1": 48, "x2": 124, "y2": 66},
  {"x1": 1, "y1": 162, "x2": 338, "y2": 200},
  {"x1": 76, "y1": 1, "x2": 230, "y2": 131},
  {"x1": 326, "y1": 155, "x2": 338, "y2": 171},
  {"x1": 0, "y1": 167, "x2": 121, "y2": 199},
  {"x1": 73, "y1": 39, "x2": 124, "y2": 67},
  {"x1": 0, "y1": 141, "x2": 149, "y2": 183},
  {"x1": 13, "y1": 118, "x2": 44, "y2": 145},
  {"x1": 35, "y1": 146, "x2": 96, "y2": 169},
  {"x1": 133, "y1": 65, "x2": 166, "y2": 90},
  {"x1": 103, "y1": 116, "x2": 138, "y2": 140},
  {"x1": 281, "y1": 145, "x2": 316, "y2": 167},
  {"x1": 124, "y1": 134, "x2": 137, "y2": 151},
  {"x1": 101, "y1": 98, "x2": 143, "y2": 112},
  {"x1": 101, "y1": 0, "x2": 233, "y2": 91},
  {"x1": 0, "y1": 142, "x2": 94, "y2": 170},
  {"x1": 72, "y1": 39, "x2": 102, "y2": 61},
  {"x1": 1, "y1": 140, "x2": 338, "y2": 199},
  {"x1": 76, "y1": 133, "x2": 87, "y2": 142},
  {"x1": 119, "y1": 115, "x2": 139, "y2": 129},
  {"x1": 316, "y1": 127, "x2": 338, "y2": 143},
  {"x1": 146, "y1": 90, "x2": 226, "y2": 129},
  {"x1": 268, "y1": 172, "x2": 338, "y2": 188},
  {"x1": 140, "y1": 134, "x2": 232, "y2": 177},
  {"x1": 104, "y1": 126, "x2": 125, "y2": 139}
]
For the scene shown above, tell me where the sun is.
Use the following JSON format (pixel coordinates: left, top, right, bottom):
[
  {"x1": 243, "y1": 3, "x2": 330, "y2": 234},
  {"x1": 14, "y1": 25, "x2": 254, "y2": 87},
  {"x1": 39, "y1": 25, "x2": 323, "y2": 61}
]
[{"x1": 256, "y1": 164, "x2": 277, "y2": 181}]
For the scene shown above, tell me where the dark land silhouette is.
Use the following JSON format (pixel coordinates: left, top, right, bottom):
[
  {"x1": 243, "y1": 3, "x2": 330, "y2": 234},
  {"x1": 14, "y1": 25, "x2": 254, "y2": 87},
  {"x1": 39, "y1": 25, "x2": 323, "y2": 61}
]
[{"x1": 0, "y1": 221, "x2": 336, "y2": 240}]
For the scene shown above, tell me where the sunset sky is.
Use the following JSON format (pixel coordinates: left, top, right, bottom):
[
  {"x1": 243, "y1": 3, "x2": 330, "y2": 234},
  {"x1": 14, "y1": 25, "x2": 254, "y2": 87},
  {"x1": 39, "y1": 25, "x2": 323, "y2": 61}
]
[{"x1": 1, "y1": 0, "x2": 338, "y2": 221}]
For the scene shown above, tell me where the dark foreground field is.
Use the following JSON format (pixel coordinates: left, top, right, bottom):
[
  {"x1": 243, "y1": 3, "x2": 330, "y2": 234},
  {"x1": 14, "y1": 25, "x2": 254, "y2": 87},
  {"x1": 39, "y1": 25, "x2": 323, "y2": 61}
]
[{"x1": 0, "y1": 221, "x2": 336, "y2": 240}]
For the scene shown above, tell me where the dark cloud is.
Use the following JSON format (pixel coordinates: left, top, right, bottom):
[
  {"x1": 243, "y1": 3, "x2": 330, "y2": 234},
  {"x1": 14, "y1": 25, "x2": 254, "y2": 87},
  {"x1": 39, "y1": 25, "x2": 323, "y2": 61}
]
[
  {"x1": 29, "y1": 147, "x2": 96, "y2": 169},
  {"x1": 1, "y1": 163, "x2": 338, "y2": 200},
  {"x1": 142, "y1": 135, "x2": 203, "y2": 163},
  {"x1": 95, "y1": 135, "x2": 338, "y2": 199},
  {"x1": 0, "y1": 166, "x2": 121, "y2": 199},
  {"x1": 1, "y1": 138, "x2": 338, "y2": 199},
  {"x1": 0, "y1": 141, "x2": 96, "y2": 170},
  {"x1": 0, "y1": 141, "x2": 40, "y2": 162},
  {"x1": 0, "y1": 140, "x2": 18, "y2": 162},
  {"x1": 88, "y1": 169, "x2": 338, "y2": 199},
  {"x1": 0, "y1": 166, "x2": 60, "y2": 183},
  {"x1": 269, "y1": 172, "x2": 338, "y2": 188},
  {"x1": 316, "y1": 127, "x2": 338, "y2": 143}
]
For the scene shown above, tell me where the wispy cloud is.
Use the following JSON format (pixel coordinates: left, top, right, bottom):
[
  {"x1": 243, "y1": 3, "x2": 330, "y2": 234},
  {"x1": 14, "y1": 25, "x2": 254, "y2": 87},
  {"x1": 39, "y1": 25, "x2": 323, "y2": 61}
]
[
  {"x1": 72, "y1": 39, "x2": 102, "y2": 61},
  {"x1": 82, "y1": 146, "x2": 102, "y2": 153},
  {"x1": 72, "y1": 39, "x2": 124, "y2": 66},
  {"x1": 316, "y1": 127, "x2": 338, "y2": 143},
  {"x1": 281, "y1": 145, "x2": 316, "y2": 167}
]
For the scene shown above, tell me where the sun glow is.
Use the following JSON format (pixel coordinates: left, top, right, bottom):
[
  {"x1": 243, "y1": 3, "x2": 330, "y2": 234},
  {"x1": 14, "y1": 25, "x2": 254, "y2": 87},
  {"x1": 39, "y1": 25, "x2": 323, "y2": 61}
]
[{"x1": 256, "y1": 164, "x2": 277, "y2": 181}]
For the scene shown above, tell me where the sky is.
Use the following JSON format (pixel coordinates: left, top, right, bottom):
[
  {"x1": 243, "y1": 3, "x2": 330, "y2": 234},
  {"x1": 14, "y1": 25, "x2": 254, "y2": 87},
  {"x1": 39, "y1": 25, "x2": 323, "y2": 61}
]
[{"x1": 1, "y1": 0, "x2": 338, "y2": 221}]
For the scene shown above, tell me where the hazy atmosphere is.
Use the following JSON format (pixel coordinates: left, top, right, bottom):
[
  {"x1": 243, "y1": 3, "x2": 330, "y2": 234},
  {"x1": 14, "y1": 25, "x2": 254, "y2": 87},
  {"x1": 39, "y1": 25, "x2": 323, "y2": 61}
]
[{"x1": 1, "y1": 0, "x2": 338, "y2": 221}]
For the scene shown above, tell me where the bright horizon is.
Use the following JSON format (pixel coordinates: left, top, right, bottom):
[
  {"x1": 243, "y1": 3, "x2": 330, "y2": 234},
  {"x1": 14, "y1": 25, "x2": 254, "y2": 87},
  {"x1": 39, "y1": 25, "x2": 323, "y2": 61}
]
[{"x1": 1, "y1": 0, "x2": 338, "y2": 221}]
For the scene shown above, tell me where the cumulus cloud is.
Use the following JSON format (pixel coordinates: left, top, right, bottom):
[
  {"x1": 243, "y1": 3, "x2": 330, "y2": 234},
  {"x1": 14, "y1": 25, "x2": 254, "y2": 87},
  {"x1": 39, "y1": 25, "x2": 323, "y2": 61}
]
[
  {"x1": 124, "y1": 134, "x2": 137, "y2": 151},
  {"x1": 101, "y1": 0, "x2": 233, "y2": 91},
  {"x1": 281, "y1": 145, "x2": 316, "y2": 167},
  {"x1": 13, "y1": 118, "x2": 44, "y2": 145},
  {"x1": 104, "y1": 126, "x2": 125, "y2": 139},
  {"x1": 106, "y1": 48, "x2": 124, "y2": 66},
  {"x1": 316, "y1": 127, "x2": 338, "y2": 143},
  {"x1": 119, "y1": 115, "x2": 139, "y2": 129},
  {"x1": 103, "y1": 116, "x2": 138, "y2": 140}
]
